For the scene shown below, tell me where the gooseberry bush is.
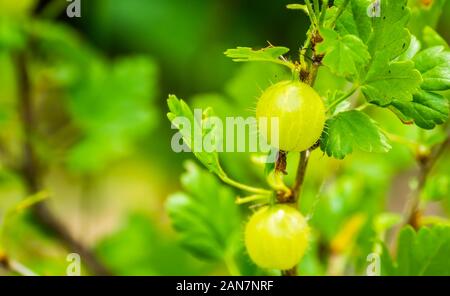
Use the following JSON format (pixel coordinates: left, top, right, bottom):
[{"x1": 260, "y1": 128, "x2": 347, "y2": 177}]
[{"x1": 167, "y1": 0, "x2": 450, "y2": 276}]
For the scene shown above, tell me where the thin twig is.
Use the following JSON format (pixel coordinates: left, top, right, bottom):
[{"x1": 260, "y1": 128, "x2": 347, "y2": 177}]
[
  {"x1": 404, "y1": 134, "x2": 450, "y2": 228},
  {"x1": 282, "y1": 267, "x2": 297, "y2": 276},
  {"x1": 14, "y1": 52, "x2": 112, "y2": 276},
  {"x1": 292, "y1": 150, "x2": 311, "y2": 204},
  {"x1": 0, "y1": 254, "x2": 38, "y2": 276}
]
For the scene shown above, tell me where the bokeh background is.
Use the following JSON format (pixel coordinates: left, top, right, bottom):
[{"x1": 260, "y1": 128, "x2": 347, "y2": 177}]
[{"x1": 0, "y1": 0, "x2": 449, "y2": 275}]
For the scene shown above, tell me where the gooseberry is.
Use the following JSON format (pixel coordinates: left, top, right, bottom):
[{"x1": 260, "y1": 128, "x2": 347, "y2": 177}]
[
  {"x1": 256, "y1": 80, "x2": 325, "y2": 152},
  {"x1": 244, "y1": 204, "x2": 310, "y2": 270}
]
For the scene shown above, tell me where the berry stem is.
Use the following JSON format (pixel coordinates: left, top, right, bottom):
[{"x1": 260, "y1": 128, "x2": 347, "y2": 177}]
[
  {"x1": 326, "y1": 85, "x2": 359, "y2": 113},
  {"x1": 220, "y1": 175, "x2": 272, "y2": 195},
  {"x1": 292, "y1": 150, "x2": 311, "y2": 205}
]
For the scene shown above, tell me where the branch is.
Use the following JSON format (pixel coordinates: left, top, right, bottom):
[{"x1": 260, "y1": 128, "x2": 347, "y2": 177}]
[
  {"x1": 404, "y1": 134, "x2": 450, "y2": 229},
  {"x1": 0, "y1": 253, "x2": 38, "y2": 276},
  {"x1": 292, "y1": 150, "x2": 311, "y2": 204},
  {"x1": 14, "y1": 52, "x2": 112, "y2": 276}
]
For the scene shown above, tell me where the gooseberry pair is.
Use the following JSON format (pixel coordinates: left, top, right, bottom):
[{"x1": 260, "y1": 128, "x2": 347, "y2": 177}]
[{"x1": 244, "y1": 80, "x2": 323, "y2": 270}]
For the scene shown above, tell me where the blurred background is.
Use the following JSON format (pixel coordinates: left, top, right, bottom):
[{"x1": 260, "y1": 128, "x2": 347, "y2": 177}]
[{"x1": 0, "y1": 0, "x2": 449, "y2": 275}]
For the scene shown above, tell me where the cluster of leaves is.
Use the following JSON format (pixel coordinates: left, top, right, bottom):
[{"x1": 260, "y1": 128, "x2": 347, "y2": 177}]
[
  {"x1": 317, "y1": 0, "x2": 449, "y2": 158},
  {"x1": 166, "y1": 0, "x2": 450, "y2": 276},
  {"x1": 0, "y1": 15, "x2": 159, "y2": 173},
  {"x1": 0, "y1": 1, "x2": 161, "y2": 275},
  {"x1": 382, "y1": 226, "x2": 450, "y2": 275}
]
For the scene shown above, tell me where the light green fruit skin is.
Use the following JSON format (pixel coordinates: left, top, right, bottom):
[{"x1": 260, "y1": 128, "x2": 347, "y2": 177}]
[
  {"x1": 244, "y1": 205, "x2": 310, "y2": 270},
  {"x1": 256, "y1": 80, "x2": 325, "y2": 152}
]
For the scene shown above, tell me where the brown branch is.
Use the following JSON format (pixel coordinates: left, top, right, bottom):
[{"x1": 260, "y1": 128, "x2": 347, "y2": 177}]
[
  {"x1": 14, "y1": 52, "x2": 112, "y2": 276},
  {"x1": 292, "y1": 150, "x2": 311, "y2": 204},
  {"x1": 404, "y1": 134, "x2": 450, "y2": 229},
  {"x1": 0, "y1": 252, "x2": 38, "y2": 276},
  {"x1": 281, "y1": 28, "x2": 323, "y2": 276},
  {"x1": 282, "y1": 267, "x2": 297, "y2": 276},
  {"x1": 275, "y1": 150, "x2": 288, "y2": 175}
]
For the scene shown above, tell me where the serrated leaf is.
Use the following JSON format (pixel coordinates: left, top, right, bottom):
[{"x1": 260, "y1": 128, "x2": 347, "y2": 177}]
[
  {"x1": 362, "y1": 60, "x2": 422, "y2": 106},
  {"x1": 320, "y1": 110, "x2": 391, "y2": 159},
  {"x1": 224, "y1": 46, "x2": 293, "y2": 69},
  {"x1": 389, "y1": 90, "x2": 449, "y2": 129},
  {"x1": 367, "y1": 0, "x2": 411, "y2": 61},
  {"x1": 167, "y1": 95, "x2": 225, "y2": 178},
  {"x1": 413, "y1": 46, "x2": 450, "y2": 91},
  {"x1": 395, "y1": 226, "x2": 450, "y2": 275},
  {"x1": 333, "y1": 0, "x2": 373, "y2": 43},
  {"x1": 317, "y1": 29, "x2": 370, "y2": 80},
  {"x1": 166, "y1": 161, "x2": 241, "y2": 261}
]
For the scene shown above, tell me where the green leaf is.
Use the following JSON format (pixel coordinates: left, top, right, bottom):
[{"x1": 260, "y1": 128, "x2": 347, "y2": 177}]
[
  {"x1": 167, "y1": 95, "x2": 225, "y2": 178},
  {"x1": 333, "y1": 0, "x2": 373, "y2": 43},
  {"x1": 367, "y1": 0, "x2": 411, "y2": 61},
  {"x1": 389, "y1": 90, "x2": 449, "y2": 129},
  {"x1": 166, "y1": 161, "x2": 241, "y2": 261},
  {"x1": 362, "y1": 60, "x2": 422, "y2": 106},
  {"x1": 413, "y1": 46, "x2": 450, "y2": 91},
  {"x1": 395, "y1": 226, "x2": 450, "y2": 275},
  {"x1": 397, "y1": 35, "x2": 421, "y2": 61},
  {"x1": 224, "y1": 46, "x2": 293, "y2": 70},
  {"x1": 316, "y1": 29, "x2": 370, "y2": 80},
  {"x1": 422, "y1": 26, "x2": 449, "y2": 49},
  {"x1": 320, "y1": 110, "x2": 391, "y2": 159}
]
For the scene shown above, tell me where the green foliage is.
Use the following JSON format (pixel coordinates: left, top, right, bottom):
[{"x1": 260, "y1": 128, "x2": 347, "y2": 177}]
[
  {"x1": 167, "y1": 95, "x2": 225, "y2": 178},
  {"x1": 166, "y1": 161, "x2": 241, "y2": 262},
  {"x1": 388, "y1": 45, "x2": 450, "y2": 129},
  {"x1": 0, "y1": 0, "x2": 449, "y2": 277},
  {"x1": 423, "y1": 26, "x2": 449, "y2": 48},
  {"x1": 333, "y1": 0, "x2": 372, "y2": 42},
  {"x1": 362, "y1": 60, "x2": 422, "y2": 106},
  {"x1": 317, "y1": 28, "x2": 370, "y2": 80},
  {"x1": 389, "y1": 90, "x2": 448, "y2": 129},
  {"x1": 414, "y1": 46, "x2": 450, "y2": 91},
  {"x1": 320, "y1": 110, "x2": 391, "y2": 159},
  {"x1": 366, "y1": 0, "x2": 410, "y2": 61},
  {"x1": 67, "y1": 57, "x2": 158, "y2": 172},
  {"x1": 96, "y1": 214, "x2": 209, "y2": 275},
  {"x1": 383, "y1": 226, "x2": 450, "y2": 275},
  {"x1": 224, "y1": 46, "x2": 293, "y2": 70}
]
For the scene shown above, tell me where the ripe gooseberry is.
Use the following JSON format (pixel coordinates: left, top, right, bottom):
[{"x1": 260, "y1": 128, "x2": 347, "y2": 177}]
[
  {"x1": 244, "y1": 204, "x2": 310, "y2": 270},
  {"x1": 256, "y1": 80, "x2": 325, "y2": 152}
]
